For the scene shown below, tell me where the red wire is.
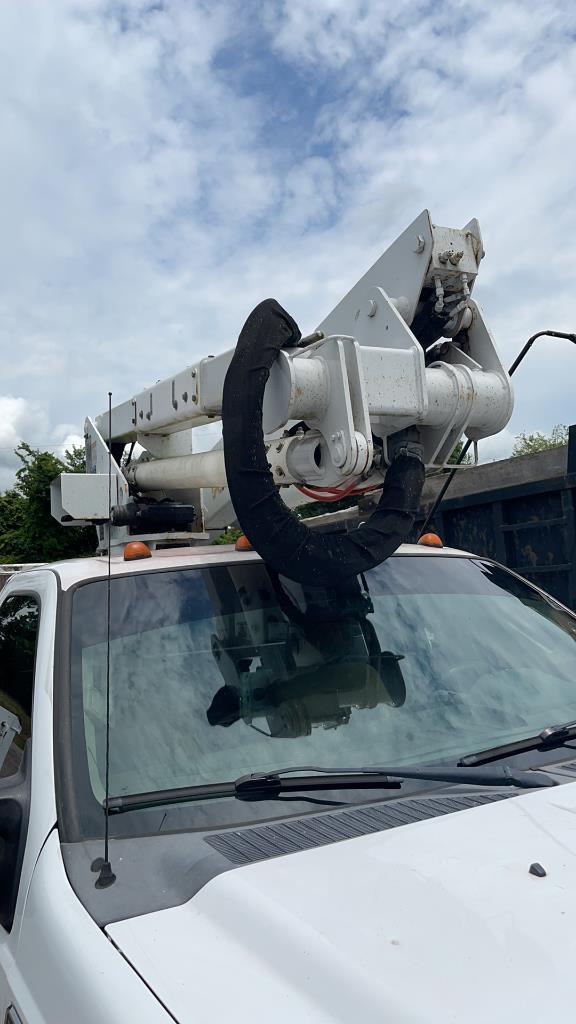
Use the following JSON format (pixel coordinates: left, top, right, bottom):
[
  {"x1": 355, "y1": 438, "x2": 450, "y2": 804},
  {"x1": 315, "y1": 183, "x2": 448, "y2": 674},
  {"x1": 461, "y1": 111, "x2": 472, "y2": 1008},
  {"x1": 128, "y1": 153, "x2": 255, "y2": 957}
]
[
  {"x1": 296, "y1": 479, "x2": 383, "y2": 502},
  {"x1": 297, "y1": 478, "x2": 359, "y2": 501},
  {"x1": 296, "y1": 486, "x2": 345, "y2": 502},
  {"x1": 302, "y1": 479, "x2": 361, "y2": 495}
]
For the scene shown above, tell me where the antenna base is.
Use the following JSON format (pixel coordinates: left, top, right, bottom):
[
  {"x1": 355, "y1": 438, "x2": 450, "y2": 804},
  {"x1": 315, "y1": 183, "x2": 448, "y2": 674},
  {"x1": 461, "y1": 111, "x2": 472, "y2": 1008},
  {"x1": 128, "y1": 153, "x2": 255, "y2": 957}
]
[{"x1": 91, "y1": 857, "x2": 117, "y2": 888}]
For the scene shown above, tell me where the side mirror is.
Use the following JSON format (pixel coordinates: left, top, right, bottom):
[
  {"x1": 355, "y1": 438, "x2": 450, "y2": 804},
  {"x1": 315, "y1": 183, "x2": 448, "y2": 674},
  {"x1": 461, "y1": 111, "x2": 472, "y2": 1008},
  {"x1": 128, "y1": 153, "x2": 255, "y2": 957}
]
[{"x1": 0, "y1": 741, "x2": 31, "y2": 932}]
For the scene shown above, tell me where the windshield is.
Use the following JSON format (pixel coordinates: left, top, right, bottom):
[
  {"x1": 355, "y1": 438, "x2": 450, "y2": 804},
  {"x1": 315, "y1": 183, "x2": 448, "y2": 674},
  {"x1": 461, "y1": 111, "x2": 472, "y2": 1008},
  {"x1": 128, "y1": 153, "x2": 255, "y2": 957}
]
[{"x1": 65, "y1": 555, "x2": 576, "y2": 837}]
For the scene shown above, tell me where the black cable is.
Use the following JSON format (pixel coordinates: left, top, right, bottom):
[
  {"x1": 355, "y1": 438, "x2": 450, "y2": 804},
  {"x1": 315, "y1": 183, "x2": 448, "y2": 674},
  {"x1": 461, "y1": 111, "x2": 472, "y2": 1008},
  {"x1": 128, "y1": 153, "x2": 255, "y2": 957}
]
[
  {"x1": 507, "y1": 329, "x2": 576, "y2": 375},
  {"x1": 94, "y1": 392, "x2": 116, "y2": 889},
  {"x1": 419, "y1": 330, "x2": 576, "y2": 538}
]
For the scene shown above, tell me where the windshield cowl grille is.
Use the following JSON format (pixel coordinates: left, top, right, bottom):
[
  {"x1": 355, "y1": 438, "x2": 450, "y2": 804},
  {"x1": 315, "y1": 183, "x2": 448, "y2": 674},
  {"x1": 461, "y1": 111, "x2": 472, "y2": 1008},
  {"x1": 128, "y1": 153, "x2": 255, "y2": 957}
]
[{"x1": 204, "y1": 790, "x2": 514, "y2": 865}]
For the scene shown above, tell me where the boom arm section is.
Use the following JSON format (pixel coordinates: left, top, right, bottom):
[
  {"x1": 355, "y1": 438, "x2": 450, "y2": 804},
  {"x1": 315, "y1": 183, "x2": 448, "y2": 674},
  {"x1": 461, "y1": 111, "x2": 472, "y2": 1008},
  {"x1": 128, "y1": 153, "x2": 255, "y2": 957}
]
[{"x1": 51, "y1": 209, "x2": 513, "y2": 548}]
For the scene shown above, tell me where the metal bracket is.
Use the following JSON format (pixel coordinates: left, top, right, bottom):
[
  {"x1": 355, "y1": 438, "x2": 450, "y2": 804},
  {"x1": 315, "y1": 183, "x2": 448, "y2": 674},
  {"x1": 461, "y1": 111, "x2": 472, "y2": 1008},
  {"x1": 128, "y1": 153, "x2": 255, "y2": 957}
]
[
  {"x1": 307, "y1": 336, "x2": 373, "y2": 478},
  {"x1": 263, "y1": 335, "x2": 373, "y2": 484}
]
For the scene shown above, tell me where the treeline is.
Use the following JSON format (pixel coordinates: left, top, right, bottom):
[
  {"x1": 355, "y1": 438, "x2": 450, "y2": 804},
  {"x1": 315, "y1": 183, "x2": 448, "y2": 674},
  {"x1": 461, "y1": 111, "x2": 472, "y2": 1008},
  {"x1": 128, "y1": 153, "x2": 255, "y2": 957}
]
[{"x1": 0, "y1": 444, "x2": 96, "y2": 563}]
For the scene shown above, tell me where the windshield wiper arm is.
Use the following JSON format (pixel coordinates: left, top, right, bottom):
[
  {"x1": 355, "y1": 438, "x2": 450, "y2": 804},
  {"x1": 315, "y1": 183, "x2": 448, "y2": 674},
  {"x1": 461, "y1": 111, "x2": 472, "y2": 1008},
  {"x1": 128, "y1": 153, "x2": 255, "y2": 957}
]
[
  {"x1": 459, "y1": 720, "x2": 576, "y2": 767},
  {"x1": 107, "y1": 762, "x2": 554, "y2": 814},
  {"x1": 361, "y1": 764, "x2": 554, "y2": 789},
  {"x1": 236, "y1": 763, "x2": 555, "y2": 798}
]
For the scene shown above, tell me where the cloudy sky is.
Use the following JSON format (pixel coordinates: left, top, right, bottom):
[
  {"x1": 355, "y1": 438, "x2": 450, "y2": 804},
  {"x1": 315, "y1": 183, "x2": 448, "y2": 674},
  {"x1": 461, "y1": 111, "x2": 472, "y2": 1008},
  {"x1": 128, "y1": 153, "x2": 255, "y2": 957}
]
[{"x1": 1, "y1": 0, "x2": 575, "y2": 490}]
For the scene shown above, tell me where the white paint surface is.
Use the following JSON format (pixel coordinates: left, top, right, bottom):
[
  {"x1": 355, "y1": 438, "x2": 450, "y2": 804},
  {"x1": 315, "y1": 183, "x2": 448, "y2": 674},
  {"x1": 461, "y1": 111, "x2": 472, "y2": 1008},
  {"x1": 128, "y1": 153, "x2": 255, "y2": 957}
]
[{"x1": 109, "y1": 782, "x2": 576, "y2": 1023}]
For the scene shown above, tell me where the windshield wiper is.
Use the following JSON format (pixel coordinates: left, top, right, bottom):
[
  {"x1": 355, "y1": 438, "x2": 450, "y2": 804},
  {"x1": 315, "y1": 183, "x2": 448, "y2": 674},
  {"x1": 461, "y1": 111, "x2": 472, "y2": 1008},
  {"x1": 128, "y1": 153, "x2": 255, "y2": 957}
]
[
  {"x1": 459, "y1": 720, "x2": 576, "y2": 767},
  {"x1": 107, "y1": 762, "x2": 554, "y2": 815},
  {"x1": 106, "y1": 771, "x2": 402, "y2": 814}
]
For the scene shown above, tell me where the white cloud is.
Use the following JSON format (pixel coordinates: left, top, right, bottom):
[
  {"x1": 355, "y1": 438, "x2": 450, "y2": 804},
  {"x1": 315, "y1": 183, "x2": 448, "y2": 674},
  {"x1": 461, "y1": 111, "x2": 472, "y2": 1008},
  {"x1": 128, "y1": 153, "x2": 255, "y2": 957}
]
[
  {"x1": 0, "y1": 0, "x2": 574, "y2": 496},
  {"x1": 0, "y1": 398, "x2": 83, "y2": 500},
  {"x1": 53, "y1": 429, "x2": 85, "y2": 454},
  {"x1": 477, "y1": 428, "x2": 516, "y2": 464},
  {"x1": 0, "y1": 396, "x2": 50, "y2": 469},
  {"x1": 263, "y1": 0, "x2": 576, "y2": 442}
]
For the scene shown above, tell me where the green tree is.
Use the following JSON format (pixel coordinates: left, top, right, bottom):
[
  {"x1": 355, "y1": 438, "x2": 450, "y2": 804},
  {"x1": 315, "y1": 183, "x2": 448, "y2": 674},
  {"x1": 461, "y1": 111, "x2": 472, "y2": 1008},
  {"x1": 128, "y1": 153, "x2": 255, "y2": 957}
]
[
  {"x1": 212, "y1": 526, "x2": 243, "y2": 545},
  {"x1": 448, "y1": 440, "x2": 472, "y2": 466},
  {"x1": 512, "y1": 425, "x2": 568, "y2": 457},
  {"x1": 0, "y1": 487, "x2": 26, "y2": 549},
  {"x1": 0, "y1": 443, "x2": 96, "y2": 563}
]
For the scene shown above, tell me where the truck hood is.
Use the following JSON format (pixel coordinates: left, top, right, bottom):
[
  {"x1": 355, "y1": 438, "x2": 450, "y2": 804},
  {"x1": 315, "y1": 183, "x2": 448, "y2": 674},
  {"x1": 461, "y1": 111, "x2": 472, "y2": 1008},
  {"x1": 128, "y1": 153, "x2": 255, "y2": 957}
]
[{"x1": 108, "y1": 783, "x2": 576, "y2": 1023}]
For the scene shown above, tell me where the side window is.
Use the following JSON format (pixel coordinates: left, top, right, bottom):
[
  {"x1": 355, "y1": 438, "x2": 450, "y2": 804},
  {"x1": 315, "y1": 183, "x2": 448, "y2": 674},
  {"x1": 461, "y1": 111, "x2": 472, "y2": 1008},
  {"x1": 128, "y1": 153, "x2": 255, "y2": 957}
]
[{"x1": 0, "y1": 596, "x2": 40, "y2": 778}]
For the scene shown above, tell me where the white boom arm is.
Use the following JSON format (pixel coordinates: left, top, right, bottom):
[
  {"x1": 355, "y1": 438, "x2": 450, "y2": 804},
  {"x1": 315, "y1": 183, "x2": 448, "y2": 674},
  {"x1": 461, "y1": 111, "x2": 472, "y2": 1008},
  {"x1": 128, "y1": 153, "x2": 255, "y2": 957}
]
[{"x1": 52, "y1": 210, "x2": 513, "y2": 546}]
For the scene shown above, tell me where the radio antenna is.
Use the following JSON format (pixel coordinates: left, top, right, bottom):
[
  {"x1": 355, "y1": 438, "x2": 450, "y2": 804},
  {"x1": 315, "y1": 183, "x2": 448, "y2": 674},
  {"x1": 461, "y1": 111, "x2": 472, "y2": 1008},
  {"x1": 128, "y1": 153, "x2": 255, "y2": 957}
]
[{"x1": 93, "y1": 391, "x2": 116, "y2": 889}]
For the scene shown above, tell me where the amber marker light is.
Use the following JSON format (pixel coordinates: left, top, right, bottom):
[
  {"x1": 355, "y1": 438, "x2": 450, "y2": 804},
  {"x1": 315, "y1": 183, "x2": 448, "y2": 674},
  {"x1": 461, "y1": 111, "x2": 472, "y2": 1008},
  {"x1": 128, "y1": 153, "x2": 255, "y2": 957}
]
[
  {"x1": 123, "y1": 541, "x2": 153, "y2": 561},
  {"x1": 417, "y1": 533, "x2": 444, "y2": 548}
]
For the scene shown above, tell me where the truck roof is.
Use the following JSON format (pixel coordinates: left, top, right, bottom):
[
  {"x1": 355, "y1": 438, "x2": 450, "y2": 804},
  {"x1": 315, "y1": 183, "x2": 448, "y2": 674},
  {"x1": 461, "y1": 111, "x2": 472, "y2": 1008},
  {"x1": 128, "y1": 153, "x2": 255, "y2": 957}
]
[{"x1": 14, "y1": 542, "x2": 476, "y2": 591}]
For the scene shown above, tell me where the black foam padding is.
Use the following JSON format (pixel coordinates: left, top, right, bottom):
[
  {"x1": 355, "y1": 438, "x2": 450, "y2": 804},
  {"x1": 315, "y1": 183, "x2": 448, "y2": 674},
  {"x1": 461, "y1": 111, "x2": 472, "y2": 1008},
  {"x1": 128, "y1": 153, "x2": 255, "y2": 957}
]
[{"x1": 222, "y1": 299, "x2": 425, "y2": 586}]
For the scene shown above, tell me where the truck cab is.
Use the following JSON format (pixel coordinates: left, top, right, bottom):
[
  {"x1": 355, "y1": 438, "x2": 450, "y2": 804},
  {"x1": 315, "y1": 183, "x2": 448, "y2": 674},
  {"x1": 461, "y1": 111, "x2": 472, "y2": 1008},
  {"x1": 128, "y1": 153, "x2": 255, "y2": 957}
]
[{"x1": 2, "y1": 542, "x2": 576, "y2": 1023}]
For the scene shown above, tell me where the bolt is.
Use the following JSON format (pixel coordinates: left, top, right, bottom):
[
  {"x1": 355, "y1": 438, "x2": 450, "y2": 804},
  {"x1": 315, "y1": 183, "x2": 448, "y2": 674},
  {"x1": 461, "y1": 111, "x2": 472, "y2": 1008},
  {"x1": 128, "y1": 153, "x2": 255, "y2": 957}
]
[
  {"x1": 297, "y1": 330, "x2": 324, "y2": 348},
  {"x1": 191, "y1": 369, "x2": 197, "y2": 378},
  {"x1": 182, "y1": 391, "x2": 188, "y2": 402},
  {"x1": 275, "y1": 466, "x2": 285, "y2": 477},
  {"x1": 449, "y1": 250, "x2": 464, "y2": 266},
  {"x1": 414, "y1": 235, "x2": 425, "y2": 253},
  {"x1": 366, "y1": 299, "x2": 377, "y2": 318},
  {"x1": 275, "y1": 442, "x2": 283, "y2": 453},
  {"x1": 138, "y1": 410, "x2": 144, "y2": 419},
  {"x1": 438, "y1": 250, "x2": 451, "y2": 264},
  {"x1": 192, "y1": 395, "x2": 198, "y2": 403},
  {"x1": 331, "y1": 430, "x2": 345, "y2": 466}
]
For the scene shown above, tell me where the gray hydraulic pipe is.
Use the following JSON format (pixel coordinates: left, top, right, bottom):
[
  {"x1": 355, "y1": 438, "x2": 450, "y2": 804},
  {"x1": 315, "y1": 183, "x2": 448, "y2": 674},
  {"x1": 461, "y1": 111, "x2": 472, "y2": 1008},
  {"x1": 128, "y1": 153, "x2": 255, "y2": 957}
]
[{"x1": 126, "y1": 450, "x2": 227, "y2": 491}]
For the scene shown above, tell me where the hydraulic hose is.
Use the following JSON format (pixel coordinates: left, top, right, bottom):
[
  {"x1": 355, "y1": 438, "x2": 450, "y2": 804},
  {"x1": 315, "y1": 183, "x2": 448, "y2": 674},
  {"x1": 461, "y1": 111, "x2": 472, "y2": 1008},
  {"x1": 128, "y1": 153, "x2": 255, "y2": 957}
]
[{"x1": 222, "y1": 299, "x2": 425, "y2": 586}]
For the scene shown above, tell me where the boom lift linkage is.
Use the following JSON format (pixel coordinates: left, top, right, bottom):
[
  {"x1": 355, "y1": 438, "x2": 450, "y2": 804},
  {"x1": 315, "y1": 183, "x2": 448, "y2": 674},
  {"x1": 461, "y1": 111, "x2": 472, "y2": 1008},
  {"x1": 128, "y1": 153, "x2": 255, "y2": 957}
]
[{"x1": 51, "y1": 210, "x2": 514, "y2": 553}]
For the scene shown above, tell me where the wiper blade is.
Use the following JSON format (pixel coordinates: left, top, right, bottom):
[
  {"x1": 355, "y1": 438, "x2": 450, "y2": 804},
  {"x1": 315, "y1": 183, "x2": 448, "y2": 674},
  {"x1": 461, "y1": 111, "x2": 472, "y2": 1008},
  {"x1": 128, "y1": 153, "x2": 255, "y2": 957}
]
[
  {"x1": 234, "y1": 768, "x2": 400, "y2": 799},
  {"x1": 107, "y1": 762, "x2": 554, "y2": 814},
  {"x1": 106, "y1": 770, "x2": 402, "y2": 814},
  {"x1": 459, "y1": 720, "x2": 576, "y2": 767}
]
